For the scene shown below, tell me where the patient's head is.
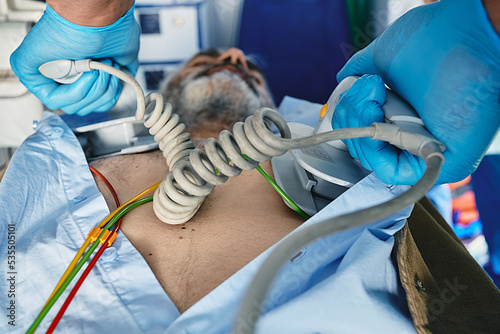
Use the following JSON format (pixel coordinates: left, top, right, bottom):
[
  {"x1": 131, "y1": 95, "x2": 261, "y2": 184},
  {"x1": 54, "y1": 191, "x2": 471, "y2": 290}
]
[{"x1": 160, "y1": 48, "x2": 274, "y2": 134}]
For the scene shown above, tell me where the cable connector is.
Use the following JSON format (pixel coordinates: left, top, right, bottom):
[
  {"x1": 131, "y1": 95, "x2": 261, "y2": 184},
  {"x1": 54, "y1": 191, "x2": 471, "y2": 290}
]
[
  {"x1": 99, "y1": 230, "x2": 118, "y2": 247},
  {"x1": 371, "y1": 122, "x2": 445, "y2": 159},
  {"x1": 38, "y1": 59, "x2": 92, "y2": 84},
  {"x1": 86, "y1": 227, "x2": 102, "y2": 243}
]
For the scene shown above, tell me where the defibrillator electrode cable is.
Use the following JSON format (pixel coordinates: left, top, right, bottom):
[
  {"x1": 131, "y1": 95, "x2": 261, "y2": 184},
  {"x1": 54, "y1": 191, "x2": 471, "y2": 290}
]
[{"x1": 38, "y1": 59, "x2": 445, "y2": 334}]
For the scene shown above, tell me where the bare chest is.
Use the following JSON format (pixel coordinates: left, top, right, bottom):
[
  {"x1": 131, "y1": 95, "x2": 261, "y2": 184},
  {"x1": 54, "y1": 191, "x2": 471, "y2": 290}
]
[
  {"x1": 119, "y1": 197, "x2": 303, "y2": 313},
  {"x1": 90, "y1": 155, "x2": 304, "y2": 313}
]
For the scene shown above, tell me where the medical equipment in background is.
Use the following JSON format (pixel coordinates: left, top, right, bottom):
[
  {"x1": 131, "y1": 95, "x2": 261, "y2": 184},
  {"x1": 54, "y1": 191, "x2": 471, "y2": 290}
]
[
  {"x1": 0, "y1": 0, "x2": 44, "y2": 161},
  {"x1": 0, "y1": 0, "x2": 44, "y2": 21},
  {"x1": 134, "y1": 0, "x2": 243, "y2": 93},
  {"x1": 39, "y1": 58, "x2": 445, "y2": 333},
  {"x1": 134, "y1": 0, "x2": 208, "y2": 93},
  {"x1": 116, "y1": 0, "x2": 246, "y2": 97}
]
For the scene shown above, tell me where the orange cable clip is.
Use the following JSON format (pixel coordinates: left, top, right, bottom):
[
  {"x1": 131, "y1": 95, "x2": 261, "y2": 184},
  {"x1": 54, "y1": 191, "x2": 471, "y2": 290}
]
[
  {"x1": 86, "y1": 227, "x2": 102, "y2": 243},
  {"x1": 99, "y1": 230, "x2": 118, "y2": 247}
]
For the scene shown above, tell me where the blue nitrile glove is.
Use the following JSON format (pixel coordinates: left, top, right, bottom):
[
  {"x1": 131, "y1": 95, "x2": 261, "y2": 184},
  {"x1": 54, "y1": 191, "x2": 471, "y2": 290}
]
[
  {"x1": 10, "y1": 4, "x2": 140, "y2": 116},
  {"x1": 333, "y1": 0, "x2": 500, "y2": 185},
  {"x1": 334, "y1": 74, "x2": 427, "y2": 184}
]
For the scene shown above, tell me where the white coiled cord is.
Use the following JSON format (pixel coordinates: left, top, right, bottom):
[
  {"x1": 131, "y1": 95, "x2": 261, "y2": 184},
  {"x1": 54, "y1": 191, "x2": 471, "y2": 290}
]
[
  {"x1": 155, "y1": 105, "x2": 295, "y2": 223},
  {"x1": 88, "y1": 61, "x2": 304, "y2": 224},
  {"x1": 142, "y1": 90, "x2": 295, "y2": 224},
  {"x1": 145, "y1": 97, "x2": 374, "y2": 224}
]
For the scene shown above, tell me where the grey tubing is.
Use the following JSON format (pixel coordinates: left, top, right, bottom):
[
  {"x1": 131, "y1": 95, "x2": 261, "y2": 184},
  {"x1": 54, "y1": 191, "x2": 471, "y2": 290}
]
[{"x1": 232, "y1": 146, "x2": 444, "y2": 334}]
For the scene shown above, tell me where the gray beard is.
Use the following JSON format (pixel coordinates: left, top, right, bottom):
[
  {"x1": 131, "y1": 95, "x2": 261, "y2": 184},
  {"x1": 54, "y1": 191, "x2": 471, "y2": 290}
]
[{"x1": 163, "y1": 70, "x2": 274, "y2": 131}]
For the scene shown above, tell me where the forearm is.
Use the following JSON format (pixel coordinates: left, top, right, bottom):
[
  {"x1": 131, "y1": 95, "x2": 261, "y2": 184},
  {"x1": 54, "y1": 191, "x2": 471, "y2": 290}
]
[
  {"x1": 483, "y1": 0, "x2": 500, "y2": 35},
  {"x1": 46, "y1": 0, "x2": 134, "y2": 26}
]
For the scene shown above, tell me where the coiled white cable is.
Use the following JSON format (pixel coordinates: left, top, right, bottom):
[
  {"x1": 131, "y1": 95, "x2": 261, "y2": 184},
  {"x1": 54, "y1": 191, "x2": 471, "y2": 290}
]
[{"x1": 89, "y1": 61, "x2": 297, "y2": 224}]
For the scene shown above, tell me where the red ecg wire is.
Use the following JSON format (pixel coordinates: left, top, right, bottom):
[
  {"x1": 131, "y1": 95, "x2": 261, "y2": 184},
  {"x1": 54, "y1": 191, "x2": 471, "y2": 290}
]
[{"x1": 47, "y1": 166, "x2": 122, "y2": 333}]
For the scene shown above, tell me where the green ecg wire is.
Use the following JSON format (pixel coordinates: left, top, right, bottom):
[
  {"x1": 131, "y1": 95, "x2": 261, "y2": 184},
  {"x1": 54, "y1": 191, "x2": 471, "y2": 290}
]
[{"x1": 26, "y1": 196, "x2": 153, "y2": 334}]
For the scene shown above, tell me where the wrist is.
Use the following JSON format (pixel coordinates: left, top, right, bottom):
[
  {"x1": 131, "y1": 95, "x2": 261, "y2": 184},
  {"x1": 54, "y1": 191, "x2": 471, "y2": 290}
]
[
  {"x1": 483, "y1": 0, "x2": 500, "y2": 35},
  {"x1": 46, "y1": 0, "x2": 134, "y2": 27}
]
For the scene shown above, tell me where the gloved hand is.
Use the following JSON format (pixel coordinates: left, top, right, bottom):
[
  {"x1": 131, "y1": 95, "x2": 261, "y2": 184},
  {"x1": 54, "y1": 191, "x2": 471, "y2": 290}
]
[
  {"x1": 333, "y1": 0, "x2": 500, "y2": 185},
  {"x1": 10, "y1": 4, "x2": 140, "y2": 116}
]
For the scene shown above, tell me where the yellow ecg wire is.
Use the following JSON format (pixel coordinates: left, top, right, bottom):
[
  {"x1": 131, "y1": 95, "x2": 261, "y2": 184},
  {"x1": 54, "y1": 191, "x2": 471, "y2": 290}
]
[{"x1": 42, "y1": 181, "x2": 161, "y2": 309}]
